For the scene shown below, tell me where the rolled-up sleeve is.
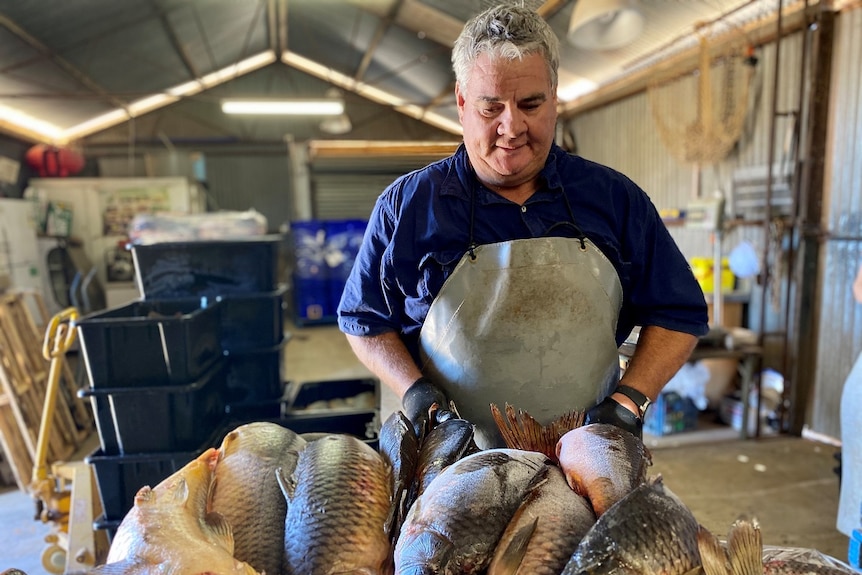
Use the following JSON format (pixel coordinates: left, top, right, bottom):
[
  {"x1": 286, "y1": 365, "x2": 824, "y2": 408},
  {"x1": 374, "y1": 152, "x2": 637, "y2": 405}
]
[
  {"x1": 337, "y1": 191, "x2": 401, "y2": 336},
  {"x1": 622, "y1": 183, "x2": 709, "y2": 338}
]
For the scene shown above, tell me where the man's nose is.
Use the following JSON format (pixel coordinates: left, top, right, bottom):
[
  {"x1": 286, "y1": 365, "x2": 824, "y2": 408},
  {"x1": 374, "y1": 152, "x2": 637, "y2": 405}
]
[{"x1": 497, "y1": 107, "x2": 526, "y2": 137}]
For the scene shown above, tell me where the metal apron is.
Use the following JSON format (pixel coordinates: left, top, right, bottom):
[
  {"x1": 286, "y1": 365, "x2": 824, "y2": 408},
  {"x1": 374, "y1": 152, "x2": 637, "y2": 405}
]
[{"x1": 418, "y1": 236, "x2": 623, "y2": 449}]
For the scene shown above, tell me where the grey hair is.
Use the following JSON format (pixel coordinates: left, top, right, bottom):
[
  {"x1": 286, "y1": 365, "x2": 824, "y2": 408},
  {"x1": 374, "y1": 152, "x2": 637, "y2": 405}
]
[{"x1": 452, "y1": 3, "x2": 560, "y2": 92}]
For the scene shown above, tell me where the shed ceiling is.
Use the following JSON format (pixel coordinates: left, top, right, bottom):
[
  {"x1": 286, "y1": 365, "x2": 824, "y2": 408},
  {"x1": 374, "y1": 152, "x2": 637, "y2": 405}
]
[{"x1": 0, "y1": 0, "x2": 812, "y2": 147}]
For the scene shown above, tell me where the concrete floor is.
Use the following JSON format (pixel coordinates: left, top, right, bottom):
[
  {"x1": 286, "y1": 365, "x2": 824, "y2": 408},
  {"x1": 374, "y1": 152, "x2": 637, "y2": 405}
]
[{"x1": 0, "y1": 320, "x2": 853, "y2": 573}]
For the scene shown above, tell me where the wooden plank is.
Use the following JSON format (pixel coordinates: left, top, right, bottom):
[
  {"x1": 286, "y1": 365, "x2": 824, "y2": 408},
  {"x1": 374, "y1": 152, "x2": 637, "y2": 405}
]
[
  {"x1": 0, "y1": 403, "x2": 33, "y2": 491},
  {"x1": 0, "y1": 292, "x2": 94, "y2": 483},
  {"x1": 0, "y1": 334, "x2": 37, "y2": 460},
  {"x1": 1, "y1": 294, "x2": 46, "y2": 372}
]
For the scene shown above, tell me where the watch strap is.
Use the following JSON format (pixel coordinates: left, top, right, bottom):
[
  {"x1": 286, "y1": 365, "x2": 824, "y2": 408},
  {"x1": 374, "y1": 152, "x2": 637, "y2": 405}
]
[{"x1": 615, "y1": 385, "x2": 652, "y2": 420}]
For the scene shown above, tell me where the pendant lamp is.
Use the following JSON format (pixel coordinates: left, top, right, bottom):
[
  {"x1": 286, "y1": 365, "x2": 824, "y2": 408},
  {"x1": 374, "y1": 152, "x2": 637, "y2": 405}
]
[{"x1": 567, "y1": 0, "x2": 645, "y2": 51}]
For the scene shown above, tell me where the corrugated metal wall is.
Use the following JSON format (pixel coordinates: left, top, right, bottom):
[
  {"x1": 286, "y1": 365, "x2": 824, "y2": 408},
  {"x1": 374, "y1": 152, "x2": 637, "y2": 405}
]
[
  {"x1": 204, "y1": 153, "x2": 291, "y2": 231},
  {"x1": 570, "y1": 8, "x2": 862, "y2": 439},
  {"x1": 813, "y1": 6, "x2": 862, "y2": 440},
  {"x1": 309, "y1": 154, "x2": 452, "y2": 221},
  {"x1": 567, "y1": 25, "x2": 818, "y2": 422},
  {"x1": 570, "y1": 29, "x2": 806, "y2": 265}
]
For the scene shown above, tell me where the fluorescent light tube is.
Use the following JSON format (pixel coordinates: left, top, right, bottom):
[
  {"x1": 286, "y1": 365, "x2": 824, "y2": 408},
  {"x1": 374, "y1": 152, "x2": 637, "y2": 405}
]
[{"x1": 221, "y1": 99, "x2": 344, "y2": 115}]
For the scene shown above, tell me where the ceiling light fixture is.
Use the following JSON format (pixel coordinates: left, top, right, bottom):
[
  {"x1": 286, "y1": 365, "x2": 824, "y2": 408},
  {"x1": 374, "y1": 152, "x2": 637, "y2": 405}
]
[
  {"x1": 319, "y1": 88, "x2": 352, "y2": 135},
  {"x1": 221, "y1": 99, "x2": 344, "y2": 115},
  {"x1": 568, "y1": 0, "x2": 645, "y2": 51}
]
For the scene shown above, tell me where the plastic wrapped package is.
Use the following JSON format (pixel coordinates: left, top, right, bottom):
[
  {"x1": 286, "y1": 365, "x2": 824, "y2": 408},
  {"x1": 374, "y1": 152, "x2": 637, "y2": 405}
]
[
  {"x1": 761, "y1": 545, "x2": 858, "y2": 572},
  {"x1": 129, "y1": 210, "x2": 268, "y2": 244}
]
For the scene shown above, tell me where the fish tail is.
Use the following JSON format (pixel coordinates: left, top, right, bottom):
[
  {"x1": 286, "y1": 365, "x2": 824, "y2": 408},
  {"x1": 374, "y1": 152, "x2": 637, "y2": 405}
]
[
  {"x1": 491, "y1": 403, "x2": 584, "y2": 461},
  {"x1": 697, "y1": 524, "x2": 730, "y2": 575},
  {"x1": 727, "y1": 518, "x2": 763, "y2": 575}
]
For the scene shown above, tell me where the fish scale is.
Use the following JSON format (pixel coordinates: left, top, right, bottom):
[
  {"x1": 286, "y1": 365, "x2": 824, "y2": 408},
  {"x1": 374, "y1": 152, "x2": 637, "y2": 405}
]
[{"x1": 280, "y1": 434, "x2": 393, "y2": 575}]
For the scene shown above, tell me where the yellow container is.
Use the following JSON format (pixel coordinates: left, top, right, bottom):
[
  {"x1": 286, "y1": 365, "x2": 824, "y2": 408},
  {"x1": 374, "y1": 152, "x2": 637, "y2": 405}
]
[{"x1": 691, "y1": 257, "x2": 735, "y2": 293}]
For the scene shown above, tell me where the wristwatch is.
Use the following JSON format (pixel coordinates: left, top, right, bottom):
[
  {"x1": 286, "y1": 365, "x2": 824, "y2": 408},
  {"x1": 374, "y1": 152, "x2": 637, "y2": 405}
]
[{"x1": 614, "y1": 385, "x2": 652, "y2": 420}]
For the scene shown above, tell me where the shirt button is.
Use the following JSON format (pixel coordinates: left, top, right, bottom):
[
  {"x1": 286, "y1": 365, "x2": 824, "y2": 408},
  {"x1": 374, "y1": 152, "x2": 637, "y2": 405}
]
[{"x1": 521, "y1": 205, "x2": 527, "y2": 213}]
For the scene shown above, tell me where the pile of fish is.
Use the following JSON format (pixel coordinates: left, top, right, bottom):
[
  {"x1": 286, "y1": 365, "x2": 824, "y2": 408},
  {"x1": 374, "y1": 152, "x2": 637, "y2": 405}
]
[{"x1": 85, "y1": 409, "x2": 857, "y2": 575}]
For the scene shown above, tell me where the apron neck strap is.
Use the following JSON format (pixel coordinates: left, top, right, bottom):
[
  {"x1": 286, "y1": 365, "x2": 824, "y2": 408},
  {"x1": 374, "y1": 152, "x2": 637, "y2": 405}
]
[{"x1": 468, "y1": 183, "x2": 588, "y2": 255}]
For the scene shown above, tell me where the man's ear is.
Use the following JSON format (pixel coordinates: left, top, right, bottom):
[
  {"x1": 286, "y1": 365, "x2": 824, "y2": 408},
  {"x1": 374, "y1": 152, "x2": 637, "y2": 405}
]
[
  {"x1": 455, "y1": 81, "x2": 466, "y2": 107},
  {"x1": 455, "y1": 81, "x2": 466, "y2": 121}
]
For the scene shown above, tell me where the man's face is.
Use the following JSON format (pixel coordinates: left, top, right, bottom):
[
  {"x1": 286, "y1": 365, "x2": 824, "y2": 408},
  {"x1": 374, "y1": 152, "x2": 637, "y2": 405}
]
[{"x1": 456, "y1": 51, "x2": 558, "y2": 193}]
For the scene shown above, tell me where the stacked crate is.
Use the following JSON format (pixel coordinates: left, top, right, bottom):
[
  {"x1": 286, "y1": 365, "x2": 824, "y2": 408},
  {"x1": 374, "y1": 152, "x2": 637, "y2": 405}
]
[
  {"x1": 79, "y1": 234, "x2": 381, "y2": 540},
  {"x1": 77, "y1": 236, "x2": 287, "y2": 538}
]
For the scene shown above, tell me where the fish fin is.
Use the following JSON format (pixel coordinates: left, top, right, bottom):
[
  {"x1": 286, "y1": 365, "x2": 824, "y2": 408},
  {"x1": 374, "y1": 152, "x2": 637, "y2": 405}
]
[
  {"x1": 681, "y1": 567, "x2": 706, "y2": 575},
  {"x1": 169, "y1": 477, "x2": 190, "y2": 505},
  {"x1": 384, "y1": 487, "x2": 406, "y2": 542},
  {"x1": 523, "y1": 465, "x2": 552, "y2": 498},
  {"x1": 726, "y1": 518, "x2": 763, "y2": 575},
  {"x1": 132, "y1": 485, "x2": 154, "y2": 506},
  {"x1": 697, "y1": 524, "x2": 731, "y2": 575},
  {"x1": 275, "y1": 466, "x2": 296, "y2": 502},
  {"x1": 204, "y1": 510, "x2": 235, "y2": 553},
  {"x1": 491, "y1": 518, "x2": 539, "y2": 575}
]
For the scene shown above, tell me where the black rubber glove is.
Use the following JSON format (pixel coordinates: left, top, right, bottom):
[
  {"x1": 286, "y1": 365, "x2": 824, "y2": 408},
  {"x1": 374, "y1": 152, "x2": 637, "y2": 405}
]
[
  {"x1": 585, "y1": 396, "x2": 643, "y2": 439},
  {"x1": 402, "y1": 376, "x2": 454, "y2": 438}
]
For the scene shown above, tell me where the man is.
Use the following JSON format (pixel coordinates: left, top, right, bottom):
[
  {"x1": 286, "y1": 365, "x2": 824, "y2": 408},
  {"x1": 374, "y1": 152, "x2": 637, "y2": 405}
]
[{"x1": 338, "y1": 4, "x2": 708, "y2": 455}]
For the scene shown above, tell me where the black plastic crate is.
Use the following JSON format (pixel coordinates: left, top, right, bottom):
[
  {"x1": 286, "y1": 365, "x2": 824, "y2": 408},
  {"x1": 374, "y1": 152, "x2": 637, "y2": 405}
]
[
  {"x1": 77, "y1": 298, "x2": 222, "y2": 389},
  {"x1": 224, "y1": 397, "x2": 287, "y2": 422},
  {"x1": 131, "y1": 235, "x2": 284, "y2": 299},
  {"x1": 89, "y1": 394, "x2": 119, "y2": 454},
  {"x1": 217, "y1": 407, "x2": 379, "y2": 448},
  {"x1": 78, "y1": 359, "x2": 228, "y2": 454},
  {"x1": 216, "y1": 285, "x2": 286, "y2": 353},
  {"x1": 278, "y1": 410, "x2": 379, "y2": 445},
  {"x1": 223, "y1": 342, "x2": 286, "y2": 404},
  {"x1": 284, "y1": 378, "x2": 379, "y2": 414},
  {"x1": 87, "y1": 445, "x2": 205, "y2": 521}
]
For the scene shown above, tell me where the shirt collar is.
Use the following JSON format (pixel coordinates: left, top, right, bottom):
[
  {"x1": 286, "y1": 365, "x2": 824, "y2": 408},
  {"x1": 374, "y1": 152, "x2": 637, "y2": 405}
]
[{"x1": 440, "y1": 143, "x2": 566, "y2": 201}]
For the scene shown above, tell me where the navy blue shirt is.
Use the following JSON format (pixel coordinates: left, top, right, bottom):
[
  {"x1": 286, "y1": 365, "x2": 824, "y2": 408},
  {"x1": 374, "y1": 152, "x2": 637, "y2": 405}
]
[{"x1": 338, "y1": 144, "x2": 708, "y2": 363}]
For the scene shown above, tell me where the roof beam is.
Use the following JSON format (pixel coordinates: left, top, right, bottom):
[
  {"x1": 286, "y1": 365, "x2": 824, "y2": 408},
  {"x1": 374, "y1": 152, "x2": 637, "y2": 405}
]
[
  {"x1": 278, "y1": 0, "x2": 288, "y2": 54},
  {"x1": 354, "y1": 0, "x2": 405, "y2": 83},
  {"x1": 0, "y1": 10, "x2": 128, "y2": 111},
  {"x1": 267, "y1": 0, "x2": 278, "y2": 53},
  {"x1": 153, "y1": 1, "x2": 201, "y2": 80}
]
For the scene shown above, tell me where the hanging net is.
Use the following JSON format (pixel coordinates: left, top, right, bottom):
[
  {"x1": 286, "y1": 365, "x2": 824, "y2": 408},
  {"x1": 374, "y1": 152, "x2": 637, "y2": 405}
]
[{"x1": 648, "y1": 28, "x2": 756, "y2": 165}]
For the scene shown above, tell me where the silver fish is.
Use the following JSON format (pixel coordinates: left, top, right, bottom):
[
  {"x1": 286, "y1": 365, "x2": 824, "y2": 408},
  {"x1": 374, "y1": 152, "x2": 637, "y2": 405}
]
[
  {"x1": 561, "y1": 476, "x2": 701, "y2": 575},
  {"x1": 92, "y1": 448, "x2": 260, "y2": 575},
  {"x1": 394, "y1": 448, "x2": 551, "y2": 575},
  {"x1": 488, "y1": 464, "x2": 596, "y2": 575},
  {"x1": 278, "y1": 434, "x2": 393, "y2": 575},
  {"x1": 211, "y1": 422, "x2": 306, "y2": 575},
  {"x1": 556, "y1": 422, "x2": 651, "y2": 517}
]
